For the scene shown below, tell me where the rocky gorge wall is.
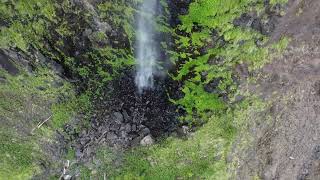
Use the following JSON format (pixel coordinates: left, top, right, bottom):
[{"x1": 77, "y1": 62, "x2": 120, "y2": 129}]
[
  {"x1": 0, "y1": 0, "x2": 192, "y2": 178},
  {"x1": 0, "y1": 0, "x2": 291, "y2": 179}
]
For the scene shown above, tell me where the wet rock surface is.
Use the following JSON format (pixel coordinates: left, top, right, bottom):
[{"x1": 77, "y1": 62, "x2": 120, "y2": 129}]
[
  {"x1": 167, "y1": 0, "x2": 191, "y2": 26},
  {"x1": 233, "y1": 12, "x2": 278, "y2": 36},
  {"x1": 0, "y1": 50, "x2": 19, "y2": 75},
  {"x1": 67, "y1": 70, "x2": 181, "y2": 161}
]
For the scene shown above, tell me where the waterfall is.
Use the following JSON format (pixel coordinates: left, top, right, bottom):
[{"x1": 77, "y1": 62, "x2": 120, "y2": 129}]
[{"x1": 135, "y1": 0, "x2": 158, "y2": 94}]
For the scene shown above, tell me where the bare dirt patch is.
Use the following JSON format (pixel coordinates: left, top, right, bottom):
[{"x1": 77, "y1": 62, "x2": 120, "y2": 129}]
[{"x1": 235, "y1": 0, "x2": 320, "y2": 179}]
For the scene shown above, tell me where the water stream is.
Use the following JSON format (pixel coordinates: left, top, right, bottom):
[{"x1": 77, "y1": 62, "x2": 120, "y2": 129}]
[{"x1": 135, "y1": 0, "x2": 159, "y2": 94}]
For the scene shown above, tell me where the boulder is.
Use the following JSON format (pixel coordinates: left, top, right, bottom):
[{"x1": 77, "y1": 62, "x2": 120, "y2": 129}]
[
  {"x1": 140, "y1": 128, "x2": 151, "y2": 136},
  {"x1": 63, "y1": 175, "x2": 72, "y2": 180},
  {"x1": 113, "y1": 112, "x2": 124, "y2": 123},
  {"x1": 140, "y1": 135, "x2": 154, "y2": 146},
  {"x1": 177, "y1": 126, "x2": 190, "y2": 137},
  {"x1": 0, "y1": 50, "x2": 19, "y2": 75}
]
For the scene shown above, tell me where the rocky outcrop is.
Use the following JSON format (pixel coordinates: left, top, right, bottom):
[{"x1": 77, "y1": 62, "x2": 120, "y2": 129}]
[
  {"x1": 58, "y1": 69, "x2": 182, "y2": 162},
  {"x1": 167, "y1": 0, "x2": 191, "y2": 26}
]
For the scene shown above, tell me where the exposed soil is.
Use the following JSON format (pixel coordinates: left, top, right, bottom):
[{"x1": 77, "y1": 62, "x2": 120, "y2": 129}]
[{"x1": 235, "y1": 0, "x2": 320, "y2": 179}]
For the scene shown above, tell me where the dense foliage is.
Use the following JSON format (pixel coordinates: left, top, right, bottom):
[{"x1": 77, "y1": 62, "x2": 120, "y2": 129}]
[{"x1": 170, "y1": 0, "x2": 288, "y2": 123}]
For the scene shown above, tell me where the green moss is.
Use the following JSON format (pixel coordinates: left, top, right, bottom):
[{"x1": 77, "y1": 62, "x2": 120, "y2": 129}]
[
  {"x1": 98, "y1": 1, "x2": 138, "y2": 47},
  {"x1": 65, "y1": 148, "x2": 76, "y2": 160},
  {"x1": 0, "y1": 0, "x2": 56, "y2": 51},
  {"x1": 0, "y1": 67, "x2": 78, "y2": 179},
  {"x1": 0, "y1": 68, "x2": 72, "y2": 120},
  {"x1": 270, "y1": 0, "x2": 288, "y2": 6},
  {"x1": 51, "y1": 103, "x2": 75, "y2": 129},
  {"x1": 51, "y1": 93, "x2": 91, "y2": 129},
  {"x1": 0, "y1": 130, "x2": 39, "y2": 180}
]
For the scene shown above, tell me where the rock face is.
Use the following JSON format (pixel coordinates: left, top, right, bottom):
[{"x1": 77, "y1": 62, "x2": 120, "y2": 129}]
[
  {"x1": 61, "y1": 0, "x2": 189, "y2": 162},
  {"x1": 0, "y1": 50, "x2": 19, "y2": 75},
  {"x1": 69, "y1": 69, "x2": 181, "y2": 161},
  {"x1": 167, "y1": 0, "x2": 192, "y2": 26}
]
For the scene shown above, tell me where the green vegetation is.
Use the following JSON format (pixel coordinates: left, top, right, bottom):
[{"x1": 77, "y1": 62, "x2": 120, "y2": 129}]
[
  {"x1": 0, "y1": 0, "x2": 55, "y2": 51},
  {"x1": 98, "y1": 0, "x2": 138, "y2": 46},
  {"x1": 94, "y1": 0, "x2": 287, "y2": 179},
  {"x1": 0, "y1": 67, "x2": 72, "y2": 124},
  {"x1": 0, "y1": 130, "x2": 39, "y2": 179},
  {"x1": 0, "y1": 0, "x2": 290, "y2": 179},
  {"x1": 102, "y1": 97, "x2": 268, "y2": 179},
  {"x1": 0, "y1": 0, "x2": 139, "y2": 95},
  {"x1": 51, "y1": 92, "x2": 91, "y2": 129},
  {"x1": 0, "y1": 66, "x2": 74, "y2": 179},
  {"x1": 171, "y1": 81, "x2": 226, "y2": 123},
  {"x1": 0, "y1": 0, "x2": 140, "y2": 178},
  {"x1": 171, "y1": 0, "x2": 288, "y2": 122},
  {"x1": 270, "y1": 0, "x2": 288, "y2": 6}
]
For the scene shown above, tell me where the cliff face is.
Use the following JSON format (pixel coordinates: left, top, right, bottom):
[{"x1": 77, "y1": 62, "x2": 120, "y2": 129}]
[
  {"x1": 5, "y1": 0, "x2": 317, "y2": 179},
  {"x1": 0, "y1": 0, "x2": 187, "y2": 178}
]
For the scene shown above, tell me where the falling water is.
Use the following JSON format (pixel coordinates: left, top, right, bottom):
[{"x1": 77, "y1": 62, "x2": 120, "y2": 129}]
[{"x1": 135, "y1": 0, "x2": 158, "y2": 94}]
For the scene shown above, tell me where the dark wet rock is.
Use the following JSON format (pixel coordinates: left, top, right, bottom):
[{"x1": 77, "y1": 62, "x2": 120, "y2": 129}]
[
  {"x1": 233, "y1": 10, "x2": 280, "y2": 36},
  {"x1": 51, "y1": 61, "x2": 64, "y2": 75},
  {"x1": 52, "y1": 81, "x2": 64, "y2": 88},
  {"x1": 69, "y1": 69, "x2": 182, "y2": 162},
  {"x1": 0, "y1": 50, "x2": 19, "y2": 75},
  {"x1": 109, "y1": 123, "x2": 121, "y2": 131},
  {"x1": 106, "y1": 132, "x2": 117, "y2": 140},
  {"x1": 113, "y1": 112, "x2": 124, "y2": 123},
  {"x1": 233, "y1": 13, "x2": 255, "y2": 28},
  {"x1": 76, "y1": 148, "x2": 82, "y2": 158},
  {"x1": 260, "y1": 18, "x2": 277, "y2": 35},
  {"x1": 79, "y1": 138, "x2": 88, "y2": 146},
  {"x1": 312, "y1": 145, "x2": 320, "y2": 160},
  {"x1": 131, "y1": 136, "x2": 144, "y2": 146},
  {"x1": 167, "y1": 0, "x2": 192, "y2": 26},
  {"x1": 131, "y1": 124, "x2": 137, "y2": 132},
  {"x1": 122, "y1": 110, "x2": 130, "y2": 122},
  {"x1": 234, "y1": 95, "x2": 245, "y2": 103},
  {"x1": 140, "y1": 128, "x2": 151, "y2": 136},
  {"x1": 36, "y1": 86, "x2": 47, "y2": 91},
  {"x1": 204, "y1": 78, "x2": 221, "y2": 93},
  {"x1": 63, "y1": 174, "x2": 72, "y2": 180},
  {"x1": 176, "y1": 126, "x2": 190, "y2": 137},
  {"x1": 124, "y1": 124, "x2": 131, "y2": 133}
]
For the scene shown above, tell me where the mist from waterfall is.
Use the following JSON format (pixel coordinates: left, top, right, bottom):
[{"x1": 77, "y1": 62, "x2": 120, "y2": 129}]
[{"x1": 135, "y1": 0, "x2": 158, "y2": 94}]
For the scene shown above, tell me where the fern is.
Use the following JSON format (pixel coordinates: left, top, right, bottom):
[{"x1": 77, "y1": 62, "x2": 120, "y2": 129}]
[{"x1": 171, "y1": 0, "x2": 288, "y2": 122}]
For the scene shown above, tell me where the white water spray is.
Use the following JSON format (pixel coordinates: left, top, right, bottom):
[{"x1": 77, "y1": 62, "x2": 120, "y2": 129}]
[{"x1": 135, "y1": 0, "x2": 158, "y2": 93}]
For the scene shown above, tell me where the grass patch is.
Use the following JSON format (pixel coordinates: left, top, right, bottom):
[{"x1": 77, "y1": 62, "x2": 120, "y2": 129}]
[
  {"x1": 88, "y1": 97, "x2": 267, "y2": 179},
  {"x1": 0, "y1": 130, "x2": 40, "y2": 180},
  {"x1": 51, "y1": 92, "x2": 91, "y2": 129},
  {"x1": 0, "y1": 67, "x2": 83, "y2": 179}
]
